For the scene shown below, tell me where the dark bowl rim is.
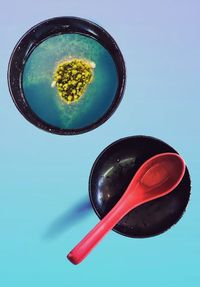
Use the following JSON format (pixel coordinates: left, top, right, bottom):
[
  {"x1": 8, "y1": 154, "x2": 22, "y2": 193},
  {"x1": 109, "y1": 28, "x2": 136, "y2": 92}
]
[{"x1": 7, "y1": 16, "x2": 126, "y2": 135}]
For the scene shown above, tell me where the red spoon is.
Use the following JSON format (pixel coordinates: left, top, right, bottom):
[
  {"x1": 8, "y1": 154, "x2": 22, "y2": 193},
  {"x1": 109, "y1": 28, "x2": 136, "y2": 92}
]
[{"x1": 67, "y1": 152, "x2": 185, "y2": 265}]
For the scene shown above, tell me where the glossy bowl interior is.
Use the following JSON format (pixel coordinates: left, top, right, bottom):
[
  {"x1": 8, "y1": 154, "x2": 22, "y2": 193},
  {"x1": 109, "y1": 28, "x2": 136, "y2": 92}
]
[{"x1": 89, "y1": 136, "x2": 191, "y2": 238}]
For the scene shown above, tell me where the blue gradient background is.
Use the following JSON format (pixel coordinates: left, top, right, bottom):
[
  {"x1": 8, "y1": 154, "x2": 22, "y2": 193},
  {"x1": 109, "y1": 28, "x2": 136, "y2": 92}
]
[{"x1": 0, "y1": 0, "x2": 200, "y2": 286}]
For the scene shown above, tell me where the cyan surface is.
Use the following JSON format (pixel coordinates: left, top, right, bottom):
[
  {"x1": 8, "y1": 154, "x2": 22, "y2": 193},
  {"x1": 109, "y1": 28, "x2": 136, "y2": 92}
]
[{"x1": 0, "y1": 0, "x2": 200, "y2": 286}]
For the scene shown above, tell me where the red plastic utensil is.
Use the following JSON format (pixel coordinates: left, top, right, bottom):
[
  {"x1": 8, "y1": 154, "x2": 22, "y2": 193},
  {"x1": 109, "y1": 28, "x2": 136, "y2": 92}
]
[{"x1": 67, "y1": 152, "x2": 185, "y2": 265}]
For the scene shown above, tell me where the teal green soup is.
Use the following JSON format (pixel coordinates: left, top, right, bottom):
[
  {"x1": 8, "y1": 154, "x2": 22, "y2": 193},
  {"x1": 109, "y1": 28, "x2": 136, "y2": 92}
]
[{"x1": 22, "y1": 34, "x2": 119, "y2": 130}]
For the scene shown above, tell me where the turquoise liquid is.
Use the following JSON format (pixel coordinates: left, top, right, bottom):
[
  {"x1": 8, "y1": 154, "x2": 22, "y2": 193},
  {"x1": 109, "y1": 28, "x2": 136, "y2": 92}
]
[{"x1": 22, "y1": 33, "x2": 119, "y2": 130}]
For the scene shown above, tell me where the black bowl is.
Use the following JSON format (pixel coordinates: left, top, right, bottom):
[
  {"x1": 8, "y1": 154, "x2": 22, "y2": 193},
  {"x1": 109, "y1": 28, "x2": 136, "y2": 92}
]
[
  {"x1": 7, "y1": 17, "x2": 126, "y2": 135},
  {"x1": 89, "y1": 136, "x2": 191, "y2": 238}
]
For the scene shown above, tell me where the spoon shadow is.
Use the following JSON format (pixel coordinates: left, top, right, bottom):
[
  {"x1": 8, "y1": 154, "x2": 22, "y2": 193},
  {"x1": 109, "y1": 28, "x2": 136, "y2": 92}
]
[{"x1": 43, "y1": 198, "x2": 92, "y2": 240}]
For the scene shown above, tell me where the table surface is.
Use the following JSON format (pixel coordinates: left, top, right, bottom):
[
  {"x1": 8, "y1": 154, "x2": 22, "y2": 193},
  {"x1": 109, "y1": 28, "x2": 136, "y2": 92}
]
[{"x1": 0, "y1": 1, "x2": 200, "y2": 286}]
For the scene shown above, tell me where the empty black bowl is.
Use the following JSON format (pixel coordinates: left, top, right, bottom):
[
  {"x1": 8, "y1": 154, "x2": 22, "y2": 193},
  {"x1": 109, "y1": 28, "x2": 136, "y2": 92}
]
[
  {"x1": 8, "y1": 17, "x2": 126, "y2": 135},
  {"x1": 89, "y1": 136, "x2": 191, "y2": 238}
]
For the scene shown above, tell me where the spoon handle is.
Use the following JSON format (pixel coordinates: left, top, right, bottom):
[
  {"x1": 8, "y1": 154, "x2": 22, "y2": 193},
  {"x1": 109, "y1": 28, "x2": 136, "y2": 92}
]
[{"x1": 67, "y1": 195, "x2": 133, "y2": 265}]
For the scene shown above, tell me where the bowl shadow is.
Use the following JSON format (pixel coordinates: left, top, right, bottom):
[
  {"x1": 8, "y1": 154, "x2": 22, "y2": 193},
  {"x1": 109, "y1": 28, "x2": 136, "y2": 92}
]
[{"x1": 43, "y1": 198, "x2": 92, "y2": 240}]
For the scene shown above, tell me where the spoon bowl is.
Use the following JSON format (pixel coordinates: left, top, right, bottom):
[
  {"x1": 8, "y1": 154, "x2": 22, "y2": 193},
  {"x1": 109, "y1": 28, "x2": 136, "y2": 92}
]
[
  {"x1": 67, "y1": 152, "x2": 185, "y2": 265},
  {"x1": 127, "y1": 153, "x2": 186, "y2": 208}
]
